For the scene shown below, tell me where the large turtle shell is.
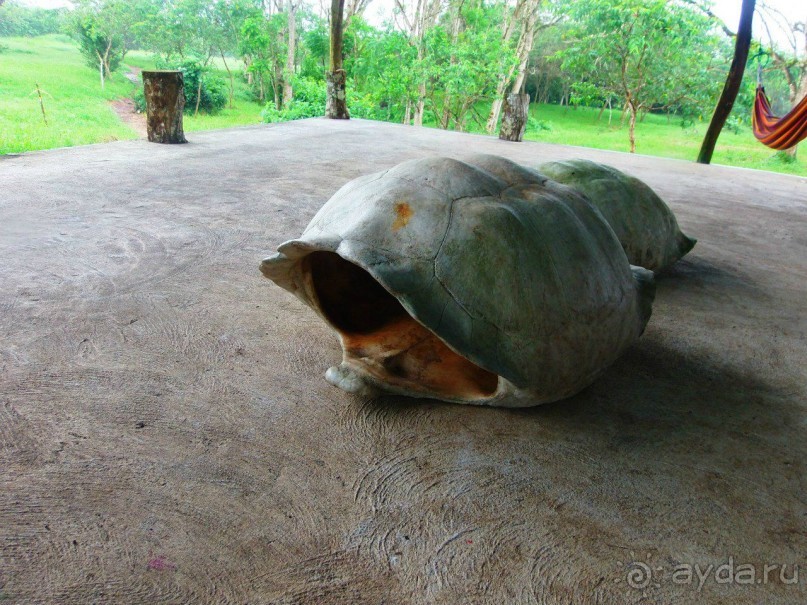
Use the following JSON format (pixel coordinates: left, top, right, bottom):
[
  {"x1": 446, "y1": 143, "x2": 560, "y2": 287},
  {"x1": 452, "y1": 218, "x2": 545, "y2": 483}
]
[
  {"x1": 539, "y1": 159, "x2": 696, "y2": 271},
  {"x1": 261, "y1": 155, "x2": 654, "y2": 407}
]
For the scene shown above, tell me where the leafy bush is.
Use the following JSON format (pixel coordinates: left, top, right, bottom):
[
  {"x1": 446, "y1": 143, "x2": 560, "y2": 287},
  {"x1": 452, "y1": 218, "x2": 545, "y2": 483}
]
[
  {"x1": 528, "y1": 117, "x2": 552, "y2": 132},
  {"x1": 261, "y1": 99, "x2": 319, "y2": 122},
  {"x1": 133, "y1": 87, "x2": 146, "y2": 112},
  {"x1": 346, "y1": 88, "x2": 384, "y2": 120},
  {"x1": 724, "y1": 114, "x2": 745, "y2": 135},
  {"x1": 262, "y1": 77, "x2": 324, "y2": 122},
  {"x1": 294, "y1": 77, "x2": 326, "y2": 106},
  {"x1": 155, "y1": 56, "x2": 227, "y2": 114}
]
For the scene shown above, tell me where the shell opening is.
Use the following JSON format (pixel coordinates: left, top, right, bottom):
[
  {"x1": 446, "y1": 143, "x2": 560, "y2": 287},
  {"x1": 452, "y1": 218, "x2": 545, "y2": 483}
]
[{"x1": 304, "y1": 251, "x2": 498, "y2": 401}]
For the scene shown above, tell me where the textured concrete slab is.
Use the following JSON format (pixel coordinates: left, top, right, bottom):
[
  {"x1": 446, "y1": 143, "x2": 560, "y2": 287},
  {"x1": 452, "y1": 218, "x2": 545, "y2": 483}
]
[{"x1": 1, "y1": 119, "x2": 806, "y2": 604}]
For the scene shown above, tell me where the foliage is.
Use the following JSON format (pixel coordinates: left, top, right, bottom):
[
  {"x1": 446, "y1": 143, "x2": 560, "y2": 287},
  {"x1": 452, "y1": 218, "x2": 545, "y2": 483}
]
[
  {"x1": 555, "y1": 0, "x2": 727, "y2": 150},
  {"x1": 239, "y1": 8, "x2": 287, "y2": 105},
  {"x1": 156, "y1": 56, "x2": 228, "y2": 114},
  {"x1": 527, "y1": 116, "x2": 552, "y2": 132},
  {"x1": 261, "y1": 76, "x2": 323, "y2": 121},
  {"x1": 69, "y1": 9, "x2": 125, "y2": 76},
  {"x1": 0, "y1": 2, "x2": 66, "y2": 37},
  {"x1": 133, "y1": 86, "x2": 146, "y2": 112},
  {"x1": 65, "y1": 0, "x2": 155, "y2": 86},
  {"x1": 771, "y1": 150, "x2": 798, "y2": 165},
  {"x1": 423, "y1": 2, "x2": 517, "y2": 130}
]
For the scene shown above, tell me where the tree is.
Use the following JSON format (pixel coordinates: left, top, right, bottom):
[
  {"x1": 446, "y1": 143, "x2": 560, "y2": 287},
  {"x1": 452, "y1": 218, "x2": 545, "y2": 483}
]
[
  {"x1": 326, "y1": 0, "x2": 349, "y2": 118},
  {"x1": 392, "y1": 0, "x2": 444, "y2": 125},
  {"x1": 69, "y1": 0, "x2": 137, "y2": 88},
  {"x1": 0, "y1": 2, "x2": 66, "y2": 37},
  {"x1": 557, "y1": 0, "x2": 723, "y2": 153},
  {"x1": 424, "y1": 0, "x2": 516, "y2": 131},
  {"x1": 240, "y1": 8, "x2": 287, "y2": 105},
  {"x1": 210, "y1": 0, "x2": 256, "y2": 108},
  {"x1": 485, "y1": 0, "x2": 542, "y2": 134},
  {"x1": 282, "y1": 0, "x2": 302, "y2": 105},
  {"x1": 697, "y1": 0, "x2": 755, "y2": 164}
]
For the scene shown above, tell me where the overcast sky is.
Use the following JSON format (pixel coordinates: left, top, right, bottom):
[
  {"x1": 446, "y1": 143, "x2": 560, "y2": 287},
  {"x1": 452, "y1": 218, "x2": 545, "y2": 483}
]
[{"x1": 15, "y1": 0, "x2": 806, "y2": 50}]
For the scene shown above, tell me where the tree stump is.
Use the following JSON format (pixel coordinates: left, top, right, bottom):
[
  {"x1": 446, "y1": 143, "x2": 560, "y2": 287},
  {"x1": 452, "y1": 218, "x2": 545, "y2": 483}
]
[
  {"x1": 499, "y1": 93, "x2": 530, "y2": 142},
  {"x1": 142, "y1": 70, "x2": 187, "y2": 144},
  {"x1": 326, "y1": 69, "x2": 349, "y2": 119}
]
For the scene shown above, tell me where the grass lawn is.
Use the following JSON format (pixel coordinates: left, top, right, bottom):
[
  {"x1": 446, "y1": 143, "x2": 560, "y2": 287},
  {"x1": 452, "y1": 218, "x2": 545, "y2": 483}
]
[
  {"x1": 2, "y1": 35, "x2": 805, "y2": 177},
  {"x1": 0, "y1": 34, "x2": 138, "y2": 154},
  {"x1": 520, "y1": 104, "x2": 807, "y2": 177}
]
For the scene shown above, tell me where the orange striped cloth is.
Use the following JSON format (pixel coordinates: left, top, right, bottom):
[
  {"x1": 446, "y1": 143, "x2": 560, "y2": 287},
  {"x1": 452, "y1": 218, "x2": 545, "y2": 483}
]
[{"x1": 752, "y1": 86, "x2": 807, "y2": 150}]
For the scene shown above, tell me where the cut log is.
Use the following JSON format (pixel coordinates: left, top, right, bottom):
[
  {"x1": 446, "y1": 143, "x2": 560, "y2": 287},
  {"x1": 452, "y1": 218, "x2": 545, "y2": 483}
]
[
  {"x1": 326, "y1": 69, "x2": 349, "y2": 120},
  {"x1": 499, "y1": 93, "x2": 530, "y2": 142},
  {"x1": 142, "y1": 70, "x2": 187, "y2": 144}
]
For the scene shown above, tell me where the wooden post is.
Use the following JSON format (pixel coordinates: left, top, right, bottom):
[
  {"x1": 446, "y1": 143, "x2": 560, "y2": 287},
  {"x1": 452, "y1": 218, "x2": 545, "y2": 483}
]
[
  {"x1": 142, "y1": 70, "x2": 187, "y2": 144},
  {"x1": 499, "y1": 93, "x2": 530, "y2": 142}
]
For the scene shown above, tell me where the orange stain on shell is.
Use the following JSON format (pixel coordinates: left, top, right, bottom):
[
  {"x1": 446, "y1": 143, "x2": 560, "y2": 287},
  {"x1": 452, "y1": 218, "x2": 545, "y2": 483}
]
[{"x1": 392, "y1": 201, "x2": 413, "y2": 231}]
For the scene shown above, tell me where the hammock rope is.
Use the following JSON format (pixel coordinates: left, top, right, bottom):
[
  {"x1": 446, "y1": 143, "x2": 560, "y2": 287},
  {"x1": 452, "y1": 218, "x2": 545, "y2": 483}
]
[{"x1": 752, "y1": 86, "x2": 807, "y2": 151}]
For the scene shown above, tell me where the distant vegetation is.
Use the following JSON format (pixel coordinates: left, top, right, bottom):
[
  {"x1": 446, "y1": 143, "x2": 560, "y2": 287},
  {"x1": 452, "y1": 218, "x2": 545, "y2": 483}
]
[{"x1": 0, "y1": 0, "x2": 804, "y2": 175}]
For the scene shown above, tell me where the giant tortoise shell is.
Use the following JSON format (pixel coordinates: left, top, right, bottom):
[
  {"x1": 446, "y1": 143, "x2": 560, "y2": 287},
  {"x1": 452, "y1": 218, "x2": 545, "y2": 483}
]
[
  {"x1": 539, "y1": 159, "x2": 696, "y2": 271},
  {"x1": 261, "y1": 155, "x2": 655, "y2": 407}
]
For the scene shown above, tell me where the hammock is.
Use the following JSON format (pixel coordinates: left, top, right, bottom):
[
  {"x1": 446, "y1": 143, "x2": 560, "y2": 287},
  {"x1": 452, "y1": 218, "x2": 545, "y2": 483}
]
[{"x1": 752, "y1": 86, "x2": 807, "y2": 150}]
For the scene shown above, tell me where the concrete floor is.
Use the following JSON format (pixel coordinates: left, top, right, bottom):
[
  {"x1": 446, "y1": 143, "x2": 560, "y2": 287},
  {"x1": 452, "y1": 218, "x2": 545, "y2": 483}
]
[{"x1": 1, "y1": 119, "x2": 806, "y2": 604}]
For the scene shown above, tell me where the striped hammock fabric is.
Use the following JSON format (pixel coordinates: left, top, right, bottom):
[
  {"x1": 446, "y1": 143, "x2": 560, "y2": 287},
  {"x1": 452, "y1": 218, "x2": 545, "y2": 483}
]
[{"x1": 752, "y1": 86, "x2": 807, "y2": 151}]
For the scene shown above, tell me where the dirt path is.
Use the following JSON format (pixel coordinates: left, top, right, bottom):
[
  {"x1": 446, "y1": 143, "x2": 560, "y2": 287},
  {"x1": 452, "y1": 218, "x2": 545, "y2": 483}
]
[{"x1": 111, "y1": 65, "x2": 147, "y2": 138}]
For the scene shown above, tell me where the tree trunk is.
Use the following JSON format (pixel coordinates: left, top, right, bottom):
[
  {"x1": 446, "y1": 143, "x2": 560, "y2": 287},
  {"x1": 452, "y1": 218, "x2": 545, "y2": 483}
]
[
  {"x1": 326, "y1": 69, "x2": 349, "y2": 119},
  {"x1": 784, "y1": 76, "x2": 807, "y2": 158},
  {"x1": 403, "y1": 99, "x2": 411, "y2": 125},
  {"x1": 414, "y1": 82, "x2": 425, "y2": 126},
  {"x1": 628, "y1": 101, "x2": 637, "y2": 153},
  {"x1": 326, "y1": 0, "x2": 349, "y2": 119},
  {"x1": 487, "y1": 0, "x2": 539, "y2": 134},
  {"x1": 697, "y1": 0, "x2": 755, "y2": 164},
  {"x1": 194, "y1": 78, "x2": 202, "y2": 117},
  {"x1": 283, "y1": 2, "x2": 297, "y2": 106},
  {"x1": 142, "y1": 70, "x2": 187, "y2": 144},
  {"x1": 220, "y1": 50, "x2": 234, "y2": 109},
  {"x1": 499, "y1": 93, "x2": 530, "y2": 142},
  {"x1": 487, "y1": 98, "x2": 504, "y2": 133}
]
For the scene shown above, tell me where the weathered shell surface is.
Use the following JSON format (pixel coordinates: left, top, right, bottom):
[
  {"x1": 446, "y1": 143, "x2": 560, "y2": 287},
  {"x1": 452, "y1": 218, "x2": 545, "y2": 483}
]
[
  {"x1": 539, "y1": 159, "x2": 696, "y2": 271},
  {"x1": 261, "y1": 155, "x2": 655, "y2": 407}
]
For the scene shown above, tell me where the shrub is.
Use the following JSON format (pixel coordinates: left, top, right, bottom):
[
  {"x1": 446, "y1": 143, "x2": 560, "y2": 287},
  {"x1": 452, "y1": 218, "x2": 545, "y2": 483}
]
[
  {"x1": 262, "y1": 77, "x2": 324, "y2": 122},
  {"x1": 262, "y1": 99, "x2": 320, "y2": 122},
  {"x1": 155, "y1": 56, "x2": 227, "y2": 115},
  {"x1": 133, "y1": 86, "x2": 146, "y2": 112},
  {"x1": 724, "y1": 114, "x2": 744, "y2": 135},
  {"x1": 771, "y1": 150, "x2": 797, "y2": 165},
  {"x1": 528, "y1": 116, "x2": 552, "y2": 132}
]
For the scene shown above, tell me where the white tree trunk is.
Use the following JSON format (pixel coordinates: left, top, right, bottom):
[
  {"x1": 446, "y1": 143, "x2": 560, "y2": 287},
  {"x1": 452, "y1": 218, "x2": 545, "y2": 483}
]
[
  {"x1": 283, "y1": 2, "x2": 297, "y2": 106},
  {"x1": 485, "y1": 0, "x2": 539, "y2": 133}
]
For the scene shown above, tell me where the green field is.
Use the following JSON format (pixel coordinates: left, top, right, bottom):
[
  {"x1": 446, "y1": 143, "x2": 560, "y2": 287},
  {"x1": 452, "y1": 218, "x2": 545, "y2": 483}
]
[
  {"x1": 1, "y1": 35, "x2": 805, "y2": 177},
  {"x1": 0, "y1": 34, "x2": 137, "y2": 153},
  {"x1": 519, "y1": 104, "x2": 807, "y2": 176}
]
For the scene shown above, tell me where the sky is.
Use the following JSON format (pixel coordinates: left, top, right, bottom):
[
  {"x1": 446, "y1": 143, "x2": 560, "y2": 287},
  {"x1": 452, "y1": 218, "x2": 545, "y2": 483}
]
[{"x1": 14, "y1": 0, "x2": 806, "y2": 51}]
